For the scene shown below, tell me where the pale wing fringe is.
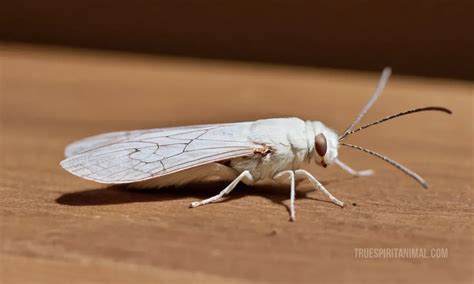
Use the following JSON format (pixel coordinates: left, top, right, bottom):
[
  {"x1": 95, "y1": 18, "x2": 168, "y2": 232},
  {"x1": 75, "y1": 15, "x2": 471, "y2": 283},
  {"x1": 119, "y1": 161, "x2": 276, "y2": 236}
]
[{"x1": 61, "y1": 123, "x2": 264, "y2": 184}]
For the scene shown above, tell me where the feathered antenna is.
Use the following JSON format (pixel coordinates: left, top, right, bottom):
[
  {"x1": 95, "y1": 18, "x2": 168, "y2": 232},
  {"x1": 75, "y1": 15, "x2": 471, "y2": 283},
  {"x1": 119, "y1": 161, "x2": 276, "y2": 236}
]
[
  {"x1": 339, "y1": 67, "x2": 392, "y2": 141},
  {"x1": 340, "y1": 142, "x2": 428, "y2": 188},
  {"x1": 338, "y1": 68, "x2": 452, "y2": 188},
  {"x1": 340, "y1": 106, "x2": 452, "y2": 140}
]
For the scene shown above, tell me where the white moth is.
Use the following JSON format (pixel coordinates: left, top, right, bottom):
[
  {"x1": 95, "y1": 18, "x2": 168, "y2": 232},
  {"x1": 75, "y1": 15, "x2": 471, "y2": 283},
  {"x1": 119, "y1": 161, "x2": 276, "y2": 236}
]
[{"x1": 61, "y1": 68, "x2": 451, "y2": 221}]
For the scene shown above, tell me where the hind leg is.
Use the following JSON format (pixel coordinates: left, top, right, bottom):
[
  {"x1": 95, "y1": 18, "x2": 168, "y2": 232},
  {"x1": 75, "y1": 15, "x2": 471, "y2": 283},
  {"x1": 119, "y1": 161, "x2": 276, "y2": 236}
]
[{"x1": 190, "y1": 170, "x2": 254, "y2": 208}]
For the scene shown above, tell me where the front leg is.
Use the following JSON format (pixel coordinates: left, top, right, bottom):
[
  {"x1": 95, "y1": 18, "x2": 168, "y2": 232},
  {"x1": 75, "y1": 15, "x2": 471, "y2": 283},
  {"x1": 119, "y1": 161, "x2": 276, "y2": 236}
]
[
  {"x1": 295, "y1": 169, "x2": 344, "y2": 207},
  {"x1": 335, "y1": 158, "x2": 374, "y2": 177},
  {"x1": 274, "y1": 170, "x2": 296, "y2": 221}
]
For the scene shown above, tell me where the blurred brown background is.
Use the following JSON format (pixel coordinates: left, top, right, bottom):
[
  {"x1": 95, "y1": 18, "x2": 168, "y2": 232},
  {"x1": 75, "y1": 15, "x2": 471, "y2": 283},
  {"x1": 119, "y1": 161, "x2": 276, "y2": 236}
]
[{"x1": 1, "y1": 0, "x2": 473, "y2": 80}]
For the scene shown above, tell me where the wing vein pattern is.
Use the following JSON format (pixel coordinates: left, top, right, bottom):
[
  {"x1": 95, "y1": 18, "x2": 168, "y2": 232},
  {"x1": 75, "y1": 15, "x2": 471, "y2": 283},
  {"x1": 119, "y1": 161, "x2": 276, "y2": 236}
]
[{"x1": 61, "y1": 123, "x2": 265, "y2": 184}]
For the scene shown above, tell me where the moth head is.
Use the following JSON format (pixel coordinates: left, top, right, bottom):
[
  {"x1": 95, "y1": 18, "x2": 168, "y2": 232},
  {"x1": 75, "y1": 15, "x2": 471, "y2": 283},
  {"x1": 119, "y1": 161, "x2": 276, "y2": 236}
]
[{"x1": 311, "y1": 122, "x2": 339, "y2": 167}]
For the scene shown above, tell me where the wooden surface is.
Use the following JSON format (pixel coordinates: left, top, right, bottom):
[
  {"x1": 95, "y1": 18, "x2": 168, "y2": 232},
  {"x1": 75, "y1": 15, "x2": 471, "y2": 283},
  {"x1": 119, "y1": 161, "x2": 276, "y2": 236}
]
[{"x1": 1, "y1": 44, "x2": 473, "y2": 283}]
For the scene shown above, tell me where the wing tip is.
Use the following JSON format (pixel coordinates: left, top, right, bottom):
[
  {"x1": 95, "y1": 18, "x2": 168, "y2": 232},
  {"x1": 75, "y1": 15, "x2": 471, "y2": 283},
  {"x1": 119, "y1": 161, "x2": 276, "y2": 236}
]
[{"x1": 60, "y1": 156, "x2": 146, "y2": 185}]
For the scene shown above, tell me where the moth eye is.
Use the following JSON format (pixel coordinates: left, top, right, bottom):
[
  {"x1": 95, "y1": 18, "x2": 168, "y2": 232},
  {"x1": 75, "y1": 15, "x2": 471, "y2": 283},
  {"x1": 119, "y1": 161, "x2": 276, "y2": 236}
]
[{"x1": 314, "y1": 133, "x2": 327, "y2": 157}]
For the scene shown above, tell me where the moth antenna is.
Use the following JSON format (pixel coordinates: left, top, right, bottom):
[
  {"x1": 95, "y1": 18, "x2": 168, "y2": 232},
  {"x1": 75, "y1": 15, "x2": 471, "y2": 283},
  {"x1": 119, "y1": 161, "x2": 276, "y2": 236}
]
[
  {"x1": 340, "y1": 142, "x2": 428, "y2": 188},
  {"x1": 340, "y1": 67, "x2": 392, "y2": 141},
  {"x1": 340, "y1": 106, "x2": 452, "y2": 140}
]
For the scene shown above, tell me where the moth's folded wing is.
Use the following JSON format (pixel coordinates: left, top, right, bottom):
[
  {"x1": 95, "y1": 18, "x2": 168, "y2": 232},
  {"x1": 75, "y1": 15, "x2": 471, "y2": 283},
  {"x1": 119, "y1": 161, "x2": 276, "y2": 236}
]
[
  {"x1": 60, "y1": 123, "x2": 263, "y2": 184},
  {"x1": 64, "y1": 124, "x2": 220, "y2": 157}
]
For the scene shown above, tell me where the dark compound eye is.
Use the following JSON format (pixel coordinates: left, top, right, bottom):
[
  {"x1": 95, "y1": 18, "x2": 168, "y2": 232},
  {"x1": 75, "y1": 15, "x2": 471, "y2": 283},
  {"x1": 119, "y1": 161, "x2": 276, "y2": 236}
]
[{"x1": 315, "y1": 133, "x2": 327, "y2": 157}]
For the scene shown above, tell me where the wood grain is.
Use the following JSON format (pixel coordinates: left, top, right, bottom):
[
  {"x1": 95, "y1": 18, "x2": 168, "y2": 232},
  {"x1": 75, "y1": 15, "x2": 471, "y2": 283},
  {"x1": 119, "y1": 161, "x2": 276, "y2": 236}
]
[{"x1": 1, "y1": 43, "x2": 473, "y2": 283}]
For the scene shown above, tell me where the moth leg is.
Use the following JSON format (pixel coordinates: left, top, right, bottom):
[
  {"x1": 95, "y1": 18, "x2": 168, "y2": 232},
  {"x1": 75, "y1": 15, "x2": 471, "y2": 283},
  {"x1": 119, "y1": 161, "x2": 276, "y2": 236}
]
[
  {"x1": 335, "y1": 158, "x2": 374, "y2": 177},
  {"x1": 189, "y1": 170, "x2": 254, "y2": 208},
  {"x1": 274, "y1": 170, "x2": 296, "y2": 221},
  {"x1": 294, "y1": 169, "x2": 344, "y2": 207}
]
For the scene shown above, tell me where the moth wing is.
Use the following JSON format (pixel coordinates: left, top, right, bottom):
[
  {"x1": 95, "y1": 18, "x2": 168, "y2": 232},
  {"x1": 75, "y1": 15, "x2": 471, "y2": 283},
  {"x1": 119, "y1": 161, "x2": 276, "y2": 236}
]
[
  {"x1": 60, "y1": 123, "x2": 266, "y2": 184},
  {"x1": 64, "y1": 124, "x2": 219, "y2": 157}
]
